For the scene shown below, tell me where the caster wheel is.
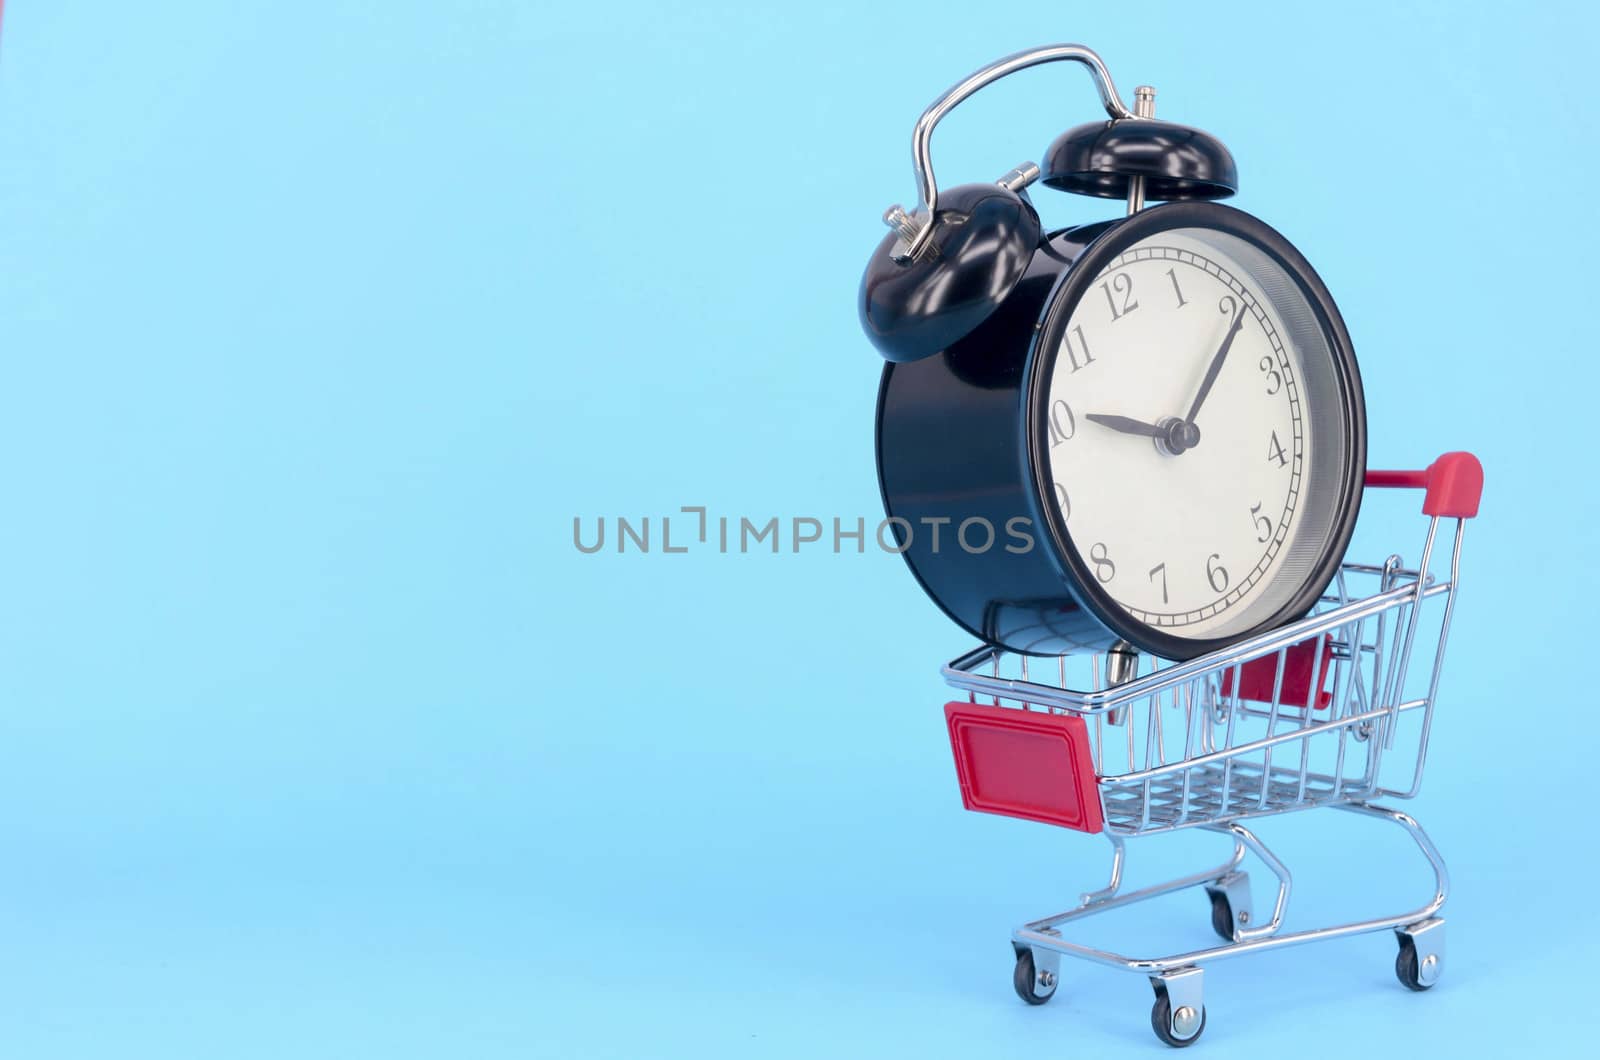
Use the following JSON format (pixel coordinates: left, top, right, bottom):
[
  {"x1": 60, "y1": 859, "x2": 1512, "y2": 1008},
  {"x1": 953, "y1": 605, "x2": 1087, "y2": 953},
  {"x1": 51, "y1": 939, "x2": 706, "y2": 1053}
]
[
  {"x1": 1395, "y1": 938, "x2": 1437, "y2": 992},
  {"x1": 1151, "y1": 995, "x2": 1206, "y2": 1048},
  {"x1": 1012, "y1": 949, "x2": 1057, "y2": 1005},
  {"x1": 1208, "y1": 890, "x2": 1235, "y2": 942}
]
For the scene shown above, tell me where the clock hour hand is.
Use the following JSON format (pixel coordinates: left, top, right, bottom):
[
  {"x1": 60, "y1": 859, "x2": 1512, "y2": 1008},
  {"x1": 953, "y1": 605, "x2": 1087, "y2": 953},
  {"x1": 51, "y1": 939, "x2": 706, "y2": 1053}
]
[
  {"x1": 1184, "y1": 298, "x2": 1250, "y2": 426},
  {"x1": 1087, "y1": 412, "x2": 1201, "y2": 455},
  {"x1": 1085, "y1": 413, "x2": 1164, "y2": 438}
]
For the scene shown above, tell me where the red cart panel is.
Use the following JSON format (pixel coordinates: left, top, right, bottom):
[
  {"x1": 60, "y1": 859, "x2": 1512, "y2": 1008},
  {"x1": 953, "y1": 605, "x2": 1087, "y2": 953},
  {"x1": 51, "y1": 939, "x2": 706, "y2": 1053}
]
[{"x1": 945, "y1": 702, "x2": 1104, "y2": 834}]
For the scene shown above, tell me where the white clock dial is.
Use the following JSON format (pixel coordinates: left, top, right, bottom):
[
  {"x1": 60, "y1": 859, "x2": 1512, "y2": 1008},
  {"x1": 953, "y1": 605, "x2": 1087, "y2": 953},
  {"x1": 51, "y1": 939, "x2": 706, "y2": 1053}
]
[{"x1": 1043, "y1": 231, "x2": 1314, "y2": 640}]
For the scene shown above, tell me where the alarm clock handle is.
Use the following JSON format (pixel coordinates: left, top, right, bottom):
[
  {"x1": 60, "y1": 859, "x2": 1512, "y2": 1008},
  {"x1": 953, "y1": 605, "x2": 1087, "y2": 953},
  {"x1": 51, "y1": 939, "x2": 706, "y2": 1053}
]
[{"x1": 894, "y1": 44, "x2": 1138, "y2": 260}]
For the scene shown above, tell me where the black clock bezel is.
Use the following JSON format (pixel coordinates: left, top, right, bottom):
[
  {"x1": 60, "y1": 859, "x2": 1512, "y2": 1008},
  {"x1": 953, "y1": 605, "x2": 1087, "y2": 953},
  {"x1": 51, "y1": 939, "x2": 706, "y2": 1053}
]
[{"x1": 1023, "y1": 201, "x2": 1366, "y2": 661}]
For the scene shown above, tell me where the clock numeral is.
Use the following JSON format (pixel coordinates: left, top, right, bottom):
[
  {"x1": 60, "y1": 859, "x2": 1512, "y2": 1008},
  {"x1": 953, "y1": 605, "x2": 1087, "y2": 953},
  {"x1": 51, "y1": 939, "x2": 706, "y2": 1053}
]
[
  {"x1": 1099, "y1": 272, "x2": 1140, "y2": 321},
  {"x1": 1053, "y1": 481, "x2": 1071, "y2": 521},
  {"x1": 1259, "y1": 355, "x2": 1283, "y2": 396},
  {"x1": 1063, "y1": 324, "x2": 1094, "y2": 373},
  {"x1": 1148, "y1": 562, "x2": 1168, "y2": 604},
  {"x1": 1249, "y1": 501, "x2": 1273, "y2": 543},
  {"x1": 1165, "y1": 267, "x2": 1189, "y2": 308},
  {"x1": 1206, "y1": 553, "x2": 1230, "y2": 593},
  {"x1": 1267, "y1": 429, "x2": 1288, "y2": 468},
  {"x1": 1047, "y1": 399, "x2": 1076, "y2": 446},
  {"x1": 1089, "y1": 542, "x2": 1116, "y2": 583}
]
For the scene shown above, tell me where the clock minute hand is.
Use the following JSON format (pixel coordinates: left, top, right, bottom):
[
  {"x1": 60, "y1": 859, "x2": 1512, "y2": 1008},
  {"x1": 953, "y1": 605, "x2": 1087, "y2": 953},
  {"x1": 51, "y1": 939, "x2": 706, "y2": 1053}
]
[
  {"x1": 1184, "y1": 301, "x2": 1250, "y2": 426},
  {"x1": 1085, "y1": 413, "x2": 1164, "y2": 438}
]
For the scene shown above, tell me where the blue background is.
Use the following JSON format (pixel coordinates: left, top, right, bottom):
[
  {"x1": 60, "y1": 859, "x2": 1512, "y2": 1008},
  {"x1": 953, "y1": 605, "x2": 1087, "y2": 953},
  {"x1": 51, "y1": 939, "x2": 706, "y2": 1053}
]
[{"x1": 0, "y1": 1, "x2": 1592, "y2": 1055}]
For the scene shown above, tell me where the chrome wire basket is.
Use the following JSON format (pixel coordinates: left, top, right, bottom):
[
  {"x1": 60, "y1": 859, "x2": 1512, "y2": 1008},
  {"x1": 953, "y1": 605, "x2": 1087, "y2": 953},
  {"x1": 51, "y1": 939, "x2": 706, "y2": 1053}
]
[{"x1": 937, "y1": 454, "x2": 1482, "y2": 1046}]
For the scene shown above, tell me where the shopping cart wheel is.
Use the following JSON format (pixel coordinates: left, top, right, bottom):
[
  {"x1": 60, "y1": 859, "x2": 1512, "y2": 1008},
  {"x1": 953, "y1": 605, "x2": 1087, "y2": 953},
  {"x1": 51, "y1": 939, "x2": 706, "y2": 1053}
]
[
  {"x1": 1394, "y1": 944, "x2": 1429, "y2": 992},
  {"x1": 1204, "y1": 871, "x2": 1252, "y2": 942},
  {"x1": 1149, "y1": 968, "x2": 1205, "y2": 1048},
  {"x1": 1011, "y1": 947, "x2": 1058, "y2": 1005},
  {"x1": 1150, "y1": 995, "x2": 1206, "y2": 1048},
  {"x1": 1207, "y1": 890, "x2": 1237, "y2": 942},
  {"x1": 1394, "y1": 918, "x2": 1445, "y2": 992}
]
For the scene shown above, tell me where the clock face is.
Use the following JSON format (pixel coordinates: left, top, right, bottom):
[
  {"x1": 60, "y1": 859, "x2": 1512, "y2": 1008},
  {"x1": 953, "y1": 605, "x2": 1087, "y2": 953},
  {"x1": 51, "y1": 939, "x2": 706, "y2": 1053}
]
[{"x1": 1039, "y1": 225, "x2": 1359, "y2": 646}]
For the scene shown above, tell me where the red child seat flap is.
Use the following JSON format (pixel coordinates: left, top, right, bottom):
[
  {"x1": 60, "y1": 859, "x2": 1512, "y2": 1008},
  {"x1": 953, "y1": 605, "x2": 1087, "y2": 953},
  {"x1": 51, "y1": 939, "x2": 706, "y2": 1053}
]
[
  {"x1": 1220, "y1": 635, "x2": 1335, "y2": 710},
  {"x1": 944, "y1": 702, "x2": 1103, "y2": 834}
]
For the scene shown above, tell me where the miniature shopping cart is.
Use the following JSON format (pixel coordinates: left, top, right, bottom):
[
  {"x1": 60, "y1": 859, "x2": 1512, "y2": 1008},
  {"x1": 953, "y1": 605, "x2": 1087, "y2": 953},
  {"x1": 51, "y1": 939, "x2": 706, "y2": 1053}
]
[{"x1": 941, "y1": 453, "x2": 1483, "y2": 1047}]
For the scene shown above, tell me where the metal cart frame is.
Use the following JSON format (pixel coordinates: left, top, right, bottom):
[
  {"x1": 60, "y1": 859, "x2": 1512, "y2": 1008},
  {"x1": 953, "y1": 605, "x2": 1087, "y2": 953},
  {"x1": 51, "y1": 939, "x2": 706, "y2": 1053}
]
[{"x1": 939, "y1": 453, "x2": 1482, "y2": 1046}]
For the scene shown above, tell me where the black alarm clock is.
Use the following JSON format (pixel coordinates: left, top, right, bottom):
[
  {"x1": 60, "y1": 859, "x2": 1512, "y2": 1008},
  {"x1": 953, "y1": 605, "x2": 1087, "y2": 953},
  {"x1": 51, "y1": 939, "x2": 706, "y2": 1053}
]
[{"x1": 862, "y1": 45, "x2": 1365, "y2": 661}]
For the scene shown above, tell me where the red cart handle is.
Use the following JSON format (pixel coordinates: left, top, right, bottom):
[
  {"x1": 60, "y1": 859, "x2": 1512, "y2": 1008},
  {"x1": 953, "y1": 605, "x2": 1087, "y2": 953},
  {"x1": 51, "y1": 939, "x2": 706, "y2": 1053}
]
[{"x1": 1365, "y1": 451, "x2": 1483, "y2": 518}]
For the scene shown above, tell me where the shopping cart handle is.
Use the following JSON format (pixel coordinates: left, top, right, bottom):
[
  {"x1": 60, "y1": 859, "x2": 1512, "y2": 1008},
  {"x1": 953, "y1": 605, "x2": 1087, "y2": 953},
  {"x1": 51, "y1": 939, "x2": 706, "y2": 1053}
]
[{"x1": 1365, "y1": 451, "x2": 1483, "y2": 518}]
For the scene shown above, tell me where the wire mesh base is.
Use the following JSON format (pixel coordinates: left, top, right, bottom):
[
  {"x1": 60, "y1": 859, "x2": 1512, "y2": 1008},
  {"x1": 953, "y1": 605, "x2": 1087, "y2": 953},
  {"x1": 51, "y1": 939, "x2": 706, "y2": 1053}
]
[{"x1": 1102, "y1": 762, "x2": 1369, "y2": 832}]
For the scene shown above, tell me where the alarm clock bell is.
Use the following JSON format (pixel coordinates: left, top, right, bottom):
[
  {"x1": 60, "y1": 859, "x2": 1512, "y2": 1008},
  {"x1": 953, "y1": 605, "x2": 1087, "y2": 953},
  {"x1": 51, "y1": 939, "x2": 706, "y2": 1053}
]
[
  {"x1": 860, "y1": 180, "x2": 1042, "y2": 364},
  {"x1": 1040, "y1": 113, "x2": 1237, "y2": 202}
]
